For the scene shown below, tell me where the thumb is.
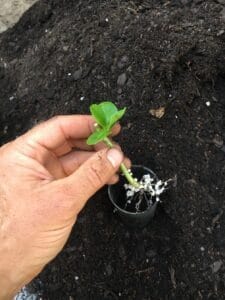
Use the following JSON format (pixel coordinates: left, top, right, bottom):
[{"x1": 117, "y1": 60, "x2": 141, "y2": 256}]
[{"x1": 55, "y1": 148, "x2": 124, "y2": 213}]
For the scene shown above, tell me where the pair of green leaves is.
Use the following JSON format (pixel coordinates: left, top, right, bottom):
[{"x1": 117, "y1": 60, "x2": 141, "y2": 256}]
[{"x1": 87, "y1": 101, "x2": 126, "y2": 145}]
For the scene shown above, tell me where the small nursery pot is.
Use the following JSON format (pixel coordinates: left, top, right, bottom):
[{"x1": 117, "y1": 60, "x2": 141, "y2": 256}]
[{"x1": 108, "y1": 165, "x2": 158, "y2": 228}]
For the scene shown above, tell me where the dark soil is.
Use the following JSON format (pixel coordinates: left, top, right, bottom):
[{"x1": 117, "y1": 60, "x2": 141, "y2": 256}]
[{"x1": 1, "y1": 0, "x2": 225, "y2": 299}]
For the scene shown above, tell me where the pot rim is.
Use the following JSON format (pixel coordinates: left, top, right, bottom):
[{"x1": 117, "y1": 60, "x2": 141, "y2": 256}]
[{"x1": 108, "y1": 164, "x2": 158, "y2": 216}]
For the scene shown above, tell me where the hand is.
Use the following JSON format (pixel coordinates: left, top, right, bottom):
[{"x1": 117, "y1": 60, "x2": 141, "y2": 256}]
[{"x1": 0, "y1": 115, "x2": 128, "y2": 299}]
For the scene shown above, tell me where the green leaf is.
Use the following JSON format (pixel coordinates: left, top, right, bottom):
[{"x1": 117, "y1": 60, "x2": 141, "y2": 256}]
[
  {"x1": 108, "y1": 108, "x2": 126, "y2": 128},
  {"x1": 100, "y1": 102, "x2": 118, "y2": 125},
  {"x1": 90, "y1": 104, "x2": 106, "y2": 127},
  {"x1": 86, "y1": 129, "x2": 109, "y2": 145},
  {"x1": 88, "y1": 101, "x2": 126, "y2": 145},
  {"x1": 90, "y1": 102, "x2": 118, "y2": 127}
]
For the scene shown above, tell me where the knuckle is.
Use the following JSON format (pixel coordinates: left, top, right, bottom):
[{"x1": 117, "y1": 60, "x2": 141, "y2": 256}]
[
  {"x1": 48, "y1": 115, "x2": 64, "y2": 128},
  {"x1": 86, "y1": 164, "x2": 106, "y2": 189},
  {"x1": 50, "y1": 115, "x2": 62, "y2": 122},
  {"x1": 86, "y1": 153, "x2": 112, "y2": 189}
]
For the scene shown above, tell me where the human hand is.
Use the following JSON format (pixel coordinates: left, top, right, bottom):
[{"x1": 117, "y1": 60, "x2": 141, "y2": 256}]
[{"x1": 0, "y1": 115, "x2": 128, "y2": 299}]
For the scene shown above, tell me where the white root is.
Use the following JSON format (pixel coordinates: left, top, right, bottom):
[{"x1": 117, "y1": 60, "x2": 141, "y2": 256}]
[{"x1": 124, "y1": 173, "x2": 174, "y2": 211}]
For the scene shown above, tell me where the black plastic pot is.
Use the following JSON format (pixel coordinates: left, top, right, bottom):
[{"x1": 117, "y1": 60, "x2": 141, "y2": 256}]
[{"x1": 108, "y1": 165, "x2": 158, "y2": 228}]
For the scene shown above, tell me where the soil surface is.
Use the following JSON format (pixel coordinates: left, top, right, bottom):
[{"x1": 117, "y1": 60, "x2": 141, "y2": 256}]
[{"x1": 1, "y1": 0, "x2": 225, "y2": 299}]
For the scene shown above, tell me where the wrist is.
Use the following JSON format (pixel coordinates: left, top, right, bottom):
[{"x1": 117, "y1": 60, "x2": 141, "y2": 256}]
[
  {"x1": 0, "y1": 228, "x2": 43, "y2": 300},
  {"x1": 0, "y1": 261, "x2": 41, "y2": 300},
  {"x1": 0, "y1": 236, "x2": 24, "y2": 299},
  {"x1": 0, "y1": 236, "x2": 29, "y2": 299},
  {"x1": 0, "y1": 272, "x2": 21, "y2": 300}
]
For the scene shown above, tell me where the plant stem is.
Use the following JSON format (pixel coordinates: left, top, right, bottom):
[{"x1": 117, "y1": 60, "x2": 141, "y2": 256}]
[{"x1": 103, "y1": 137, "x2": 140, "y2": 188}]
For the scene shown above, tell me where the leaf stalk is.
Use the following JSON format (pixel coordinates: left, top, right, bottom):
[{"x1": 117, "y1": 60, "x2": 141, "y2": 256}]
[{"x1": 103, "y1": 137, "x2": 140, "y2": 188}]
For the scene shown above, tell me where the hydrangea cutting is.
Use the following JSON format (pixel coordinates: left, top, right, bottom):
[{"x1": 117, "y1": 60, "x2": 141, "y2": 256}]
[{"x1": 87, "y1": 101, "x2": 174, "y2": 213}]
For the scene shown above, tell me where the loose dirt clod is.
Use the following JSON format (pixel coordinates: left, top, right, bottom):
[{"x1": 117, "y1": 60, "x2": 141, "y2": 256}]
[{"x1": 149, "y1": 107, "x2": 165, "y2": 118}]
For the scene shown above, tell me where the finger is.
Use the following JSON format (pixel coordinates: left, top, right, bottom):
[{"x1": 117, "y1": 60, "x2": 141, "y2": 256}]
[
  {"x1": 59, "y1": 150, "x2": 94, "y2": 175},
  {"x1": 110, "y1": 123, "x2": 121, "y2": 137},
  {"x1": 91, "y1": 140, "x2": 122, "y2": 154},
  {"x1": 123, "y1": 157, "x2": 131, "y2": 170},
  {"x1": 68, "y1": 124, "x2": 121, "y2": 151},
  {"x1": 20, "y1": 116, "x2": 121, "y2": 157},
  {"x1": 107, "y1": 174, "x2": 119, "y2": 185},
  {"x1": 107, "y1": 158, "x2": 130, "y2": 184},
  {"x1": 68, "y1": 139, "x2": 94, "y2": 151},
  {"x1": 52, "y1": 148, "x2": 124, "y2": 213},
  {"x1": 59, "y1": 151, "x2": 130, "y2": 180},
  {"x1": 62, "y1": 138, "x2": 120, "y2": 153},
  {"x1": 18, "y1": 115, "x2": 94, "y2": 157}
]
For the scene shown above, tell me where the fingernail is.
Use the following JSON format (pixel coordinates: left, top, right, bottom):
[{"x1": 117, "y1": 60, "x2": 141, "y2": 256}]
[{"x1": 107, "y1": 148, "x2": 123, "y2": 168}]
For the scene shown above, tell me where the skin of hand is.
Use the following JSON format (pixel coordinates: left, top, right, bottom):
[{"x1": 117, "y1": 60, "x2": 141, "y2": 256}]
[{"x1": 0, "y1": 115, "x2": 129, "y2": 299}]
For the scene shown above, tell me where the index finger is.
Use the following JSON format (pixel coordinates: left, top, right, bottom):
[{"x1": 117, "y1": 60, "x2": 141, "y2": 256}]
[{"x1": 20, "y1": 115, "x2": 120, "y2": 156}]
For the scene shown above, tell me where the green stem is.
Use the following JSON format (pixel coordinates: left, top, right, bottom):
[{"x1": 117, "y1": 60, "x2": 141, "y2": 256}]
[{"x1": 103, "y1": 137, "x2": 140, "y2": 188}]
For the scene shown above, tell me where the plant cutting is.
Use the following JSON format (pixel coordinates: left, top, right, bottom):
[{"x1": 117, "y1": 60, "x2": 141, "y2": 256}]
[{"x1": 87, "y1": 101, "x2": 174, "y2": 227}]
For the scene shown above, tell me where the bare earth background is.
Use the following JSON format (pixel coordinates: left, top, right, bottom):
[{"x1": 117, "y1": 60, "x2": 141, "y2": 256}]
[
  {"x1": 2, "y1": 1, "x2": 225, "y2": 299},
  {"x1": 0, "y1": 0, "x2": 38, "y2": 33}
]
